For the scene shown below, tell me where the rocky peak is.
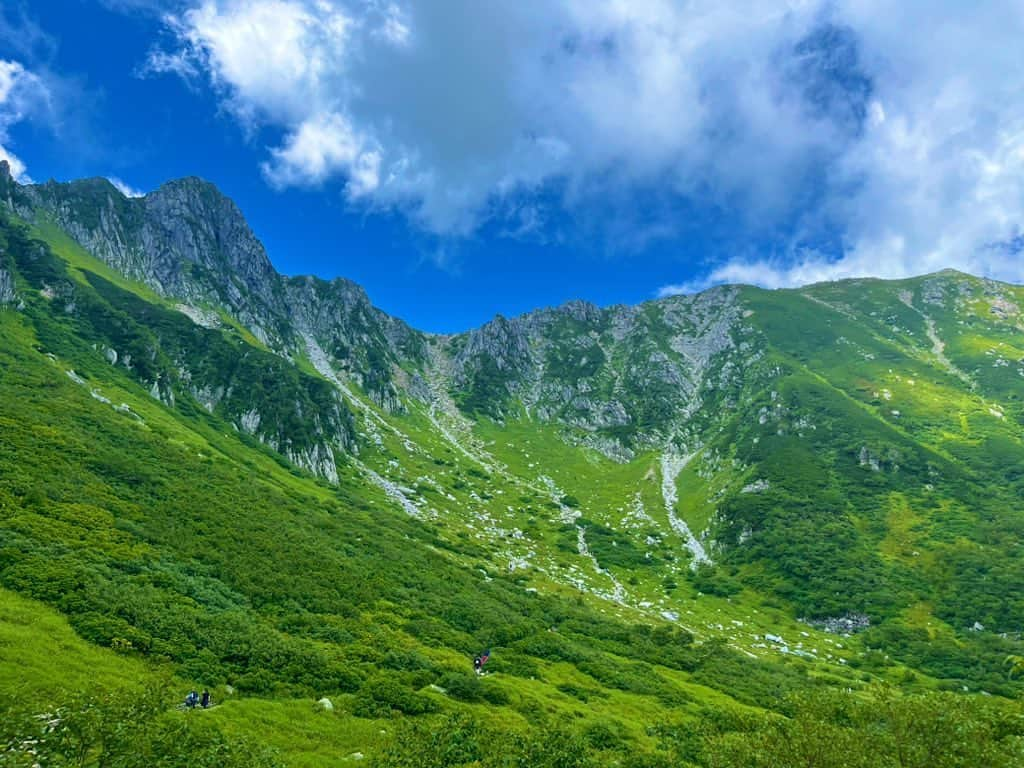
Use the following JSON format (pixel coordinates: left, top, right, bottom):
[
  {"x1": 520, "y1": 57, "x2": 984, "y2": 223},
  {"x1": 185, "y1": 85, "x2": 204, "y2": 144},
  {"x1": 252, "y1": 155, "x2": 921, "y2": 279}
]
[
  {"x1": 10, "y1": 172, "x2": 289, "y2": 345},
  {"x1": 0, "y1": 161, "x2": 17, "y2": 212},
  {"x1": 456, "y1": 313, "x2": 533, "y2": 372},
  {"x1": 546, "y1": 298, "x2": 603, "y2": 325},
  {"x1": 284, "y1": 272, "x2": 427, "y2": 395},
  {"x1": 5, "y1": 170, "x2": 428, "y2": 403},
  {"x1": 443, "y1": 284, "x2": 757, "y2": 456},
  {"x1": 0, "y1": 164, "x2": 22, "y2": 305},
  {"x1": 142, "y1": 176, "x2": 280, "y2": 300}
]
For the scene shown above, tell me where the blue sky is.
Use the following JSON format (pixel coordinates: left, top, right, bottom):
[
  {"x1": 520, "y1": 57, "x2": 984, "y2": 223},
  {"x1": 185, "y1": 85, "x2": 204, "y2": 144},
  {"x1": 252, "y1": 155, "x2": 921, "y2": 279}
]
[{"x1": 1, "y1": 1, "x2": 1023, "y2": 333}]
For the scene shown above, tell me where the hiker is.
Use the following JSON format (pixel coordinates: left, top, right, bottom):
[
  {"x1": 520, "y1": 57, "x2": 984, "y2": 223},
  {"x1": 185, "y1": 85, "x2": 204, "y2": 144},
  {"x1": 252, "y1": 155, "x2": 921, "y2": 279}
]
[
  {"x1": 201, "y1": 689, "x2": 211, "y2": 709},
  {"x1": 474, "y1": 648, "x2": 491, "y2": 675},
  {"x1": 185, "y1": 690, "x2": 199, "y2": 709}
]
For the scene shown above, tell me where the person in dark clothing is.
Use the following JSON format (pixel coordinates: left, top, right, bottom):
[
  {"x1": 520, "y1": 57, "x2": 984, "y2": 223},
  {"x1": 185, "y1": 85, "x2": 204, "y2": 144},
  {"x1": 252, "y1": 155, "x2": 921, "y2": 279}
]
[
  {"x1": 201, "y1": 689, "x2": 211, "y2": 709},
  {"x1": 185, "y1": 690, "x2": 199, "y2": 709},
  {"x1": 473, "y1": 649, "x2": 490, "y2": 675}
]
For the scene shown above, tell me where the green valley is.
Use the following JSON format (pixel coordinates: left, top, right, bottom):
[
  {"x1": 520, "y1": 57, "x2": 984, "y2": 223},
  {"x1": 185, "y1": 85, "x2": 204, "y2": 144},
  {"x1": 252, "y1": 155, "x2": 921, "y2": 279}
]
[{"x1": 1, "y1": 164, "x2": 1023, "y2": 766}]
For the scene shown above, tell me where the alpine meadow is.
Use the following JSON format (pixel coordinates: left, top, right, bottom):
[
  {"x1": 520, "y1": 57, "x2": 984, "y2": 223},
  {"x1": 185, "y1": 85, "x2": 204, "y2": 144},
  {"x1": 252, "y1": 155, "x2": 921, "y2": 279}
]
[{"x1": 1, "y1": 158, "x2": 1023, "y2": 766}]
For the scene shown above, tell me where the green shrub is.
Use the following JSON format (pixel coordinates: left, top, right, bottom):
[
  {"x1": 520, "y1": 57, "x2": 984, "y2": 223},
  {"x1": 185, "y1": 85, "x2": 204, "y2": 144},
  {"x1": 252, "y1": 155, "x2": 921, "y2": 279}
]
[{"x1": 353, "y1": 676, "x2": 437, "y2": 718}]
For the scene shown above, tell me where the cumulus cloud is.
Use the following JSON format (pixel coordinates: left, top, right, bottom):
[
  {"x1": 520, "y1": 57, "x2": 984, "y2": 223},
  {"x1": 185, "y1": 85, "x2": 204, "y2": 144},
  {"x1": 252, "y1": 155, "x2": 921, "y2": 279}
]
[
  {"x1": 150, "y1": 0, "x2": 1024, "y2": 285},
  {"x1": 261, "y1": 111, "x2": 381, "y2": 194},
  {"x1": 0, "y1": 59, "x2": 49, "y2": 183},
  {"x1": 659, "y1": 0, "x2": 1024, "y2": 293},
  {"x1": 148, "y1": 0, "x2": 353, "y2": 124}
]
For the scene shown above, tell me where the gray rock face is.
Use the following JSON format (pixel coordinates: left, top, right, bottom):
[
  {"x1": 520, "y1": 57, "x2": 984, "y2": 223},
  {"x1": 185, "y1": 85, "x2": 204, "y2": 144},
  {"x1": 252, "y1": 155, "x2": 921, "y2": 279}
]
[
  {"x1": 0, "y1": 167, "x2": 761, "y2": 465},
  {"x1": 0, "y1": 162, "x2": 20, "y2": 305},
  {"x1": 803, "y1": 613, "x2": 871, "y2": 635},
  {"x1": 5, "y1": 169, "x2": 756, "y2": 461},
  {"x1": 21, "y1": 176, "x2": 289, "y2": 346},
  {"x1": 0, "y1": 265, "x2": 13, "y2": 304},
  {"x1": 448, "y1": 287, "x2": 753, "y2": 457},
  {"x1": 8, "y1": 173, "x2": 426, "y2": 407},
  {"x1": 452, "y1": 313, "x2": 535, "y2": 400},
  {"x1": 0, "y1": 160, "x2": 17, "y2": 211},
  {"x1": 284, "y1": 275, "x2": 426, "y2": 411},
  {"x1": 0, "y1": 174, "x2": 358, "y2": 483}
]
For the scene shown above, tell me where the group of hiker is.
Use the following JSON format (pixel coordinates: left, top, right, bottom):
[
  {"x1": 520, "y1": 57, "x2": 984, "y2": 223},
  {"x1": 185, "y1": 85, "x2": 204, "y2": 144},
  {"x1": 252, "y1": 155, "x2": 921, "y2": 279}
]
[
  {"x1": 182, "y1": 650, "x2": 489, "y2": 710},
  {"x1": 184, "y1": 689, "x2": 211, "y2": 709}
]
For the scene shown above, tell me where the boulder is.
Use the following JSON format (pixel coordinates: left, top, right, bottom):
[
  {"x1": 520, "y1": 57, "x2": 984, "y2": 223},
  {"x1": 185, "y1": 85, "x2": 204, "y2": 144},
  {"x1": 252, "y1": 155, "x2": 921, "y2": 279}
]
[{"x1": 315, "y1": 697, "x2": 334, "y2": 712}]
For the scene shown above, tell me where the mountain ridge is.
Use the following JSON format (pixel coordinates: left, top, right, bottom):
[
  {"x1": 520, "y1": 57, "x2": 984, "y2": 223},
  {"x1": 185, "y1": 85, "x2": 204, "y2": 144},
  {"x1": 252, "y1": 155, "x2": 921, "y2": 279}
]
[
  {"x1": 5, "y1": 159, "x2": 1024, "y2": 474},
  {"x1": 4, "y1": 160, "x2": 1010, "y2": 339},
  {"x1": 2, "y1": 160, "x2": 1023, "y2": 765}
]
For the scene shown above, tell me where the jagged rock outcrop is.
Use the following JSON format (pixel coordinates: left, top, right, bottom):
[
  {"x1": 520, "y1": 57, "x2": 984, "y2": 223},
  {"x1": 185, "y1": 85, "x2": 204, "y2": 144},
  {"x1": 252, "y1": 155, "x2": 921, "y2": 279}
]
[
  {"x1": 11, "y1": 165, "x2": 1019, "y2": 486},
  {"x1": 447, "y1": 287, "x2": 754, "y2": 457},
  {"x1": 0, "y1": 265, "x2": 14, "y2": 304},
  {"x1": 0, "y1": 195, "x2": 357, "y2": 483},
  {"x1": 284, "y1": 275, "x2": 426, "y2": 412},
  {"x1": 0, "y1": 160, "x2": 17, "y2": 210},
  {"x1": 3, "y1": 170, "x2": 426, "y2": 407},
  {"x1": 0, "y1": 162, "x2": 21, "y2": 306},
  {"x1": 18, "y1": 175, "x2": 289, "y2": 346},
  {"x1": 3, "y1": 165, "x2": 759, "y2": 459}
]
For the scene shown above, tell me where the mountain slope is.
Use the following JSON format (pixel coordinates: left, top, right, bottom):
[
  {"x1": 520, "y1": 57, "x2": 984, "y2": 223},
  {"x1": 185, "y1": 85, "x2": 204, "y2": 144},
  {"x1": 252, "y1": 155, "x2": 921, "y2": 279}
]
[
  {"x1": 0, "y1": 203, "x2": 821, "y2": 765},
  {"x1": 1, "y1": 163, "x2": 1023, "y2": 764},
  {"x1": 3, "y1": 165, "x2": 426, "y2": 415}
]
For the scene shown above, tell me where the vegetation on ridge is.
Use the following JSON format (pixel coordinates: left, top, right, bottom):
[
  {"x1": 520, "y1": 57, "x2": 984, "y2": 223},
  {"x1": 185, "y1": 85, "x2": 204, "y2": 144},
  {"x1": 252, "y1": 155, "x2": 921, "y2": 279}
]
[{"x1": 1, "y1": 172, "x2": 1023, "y2": 765}]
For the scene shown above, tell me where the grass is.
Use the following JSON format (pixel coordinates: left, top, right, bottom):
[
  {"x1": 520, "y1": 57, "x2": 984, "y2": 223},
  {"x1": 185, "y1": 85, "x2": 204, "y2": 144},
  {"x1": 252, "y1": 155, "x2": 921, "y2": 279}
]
[
  {"x1": 2, "y1": 208, "x2": 1024, "y2": 764},
  {"x1": 29, "y1": 215, "x2": 172, "y2": 310},
  {"x1": 0, "y1": 588, "x2": 156, "y2": 700}
]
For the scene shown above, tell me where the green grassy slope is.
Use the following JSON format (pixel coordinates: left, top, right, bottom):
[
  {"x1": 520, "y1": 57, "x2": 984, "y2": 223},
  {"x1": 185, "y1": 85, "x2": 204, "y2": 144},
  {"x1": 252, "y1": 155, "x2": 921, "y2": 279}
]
[
  {"x1": 348, "y1": 276, "x2": 1024, "y2": 697},
  {"x1": 2, "y1": 207, "x2": 1023, "y2": 766},
  {"x1": 0, "y1": 211, "x2": 825, "y2": 765}
]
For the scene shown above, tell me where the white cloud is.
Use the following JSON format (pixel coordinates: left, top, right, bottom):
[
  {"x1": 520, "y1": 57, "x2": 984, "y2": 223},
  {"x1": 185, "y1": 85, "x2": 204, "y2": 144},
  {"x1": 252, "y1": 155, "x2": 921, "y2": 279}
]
[
  {"x1": 142, "y1": 47, "x2": 200, "y2": 80},
  {"x1": 659, "y1": 255, "x2": 884, "y2": 297},
  {"x1": 0, "y1": 58, "x2": 48, "y2": 183},
  {"x1": 152, "y1": 0, "x2": 1024, "y2": 285},
  {"x1": 661, "y1": 0, "x2": 1024, "y2": 292},
  {"x1": 0, "y1": 144, "x2": 29, "y2": 182},
  {"x1": 261, "y1": 111, "x2": 381, "y2": 197},
  {"x1": 108, "y1": 176, "x2": 146, "y2": 197},
  {"x1": 0, "y1": 60, "x2": 24, "y2": 103},
  {"x1": 155, "y1": 0, "x2": 353, "y2": 126},
  {"x1": 373, "y1": 3, "x2": 409, "y2": 46}
]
